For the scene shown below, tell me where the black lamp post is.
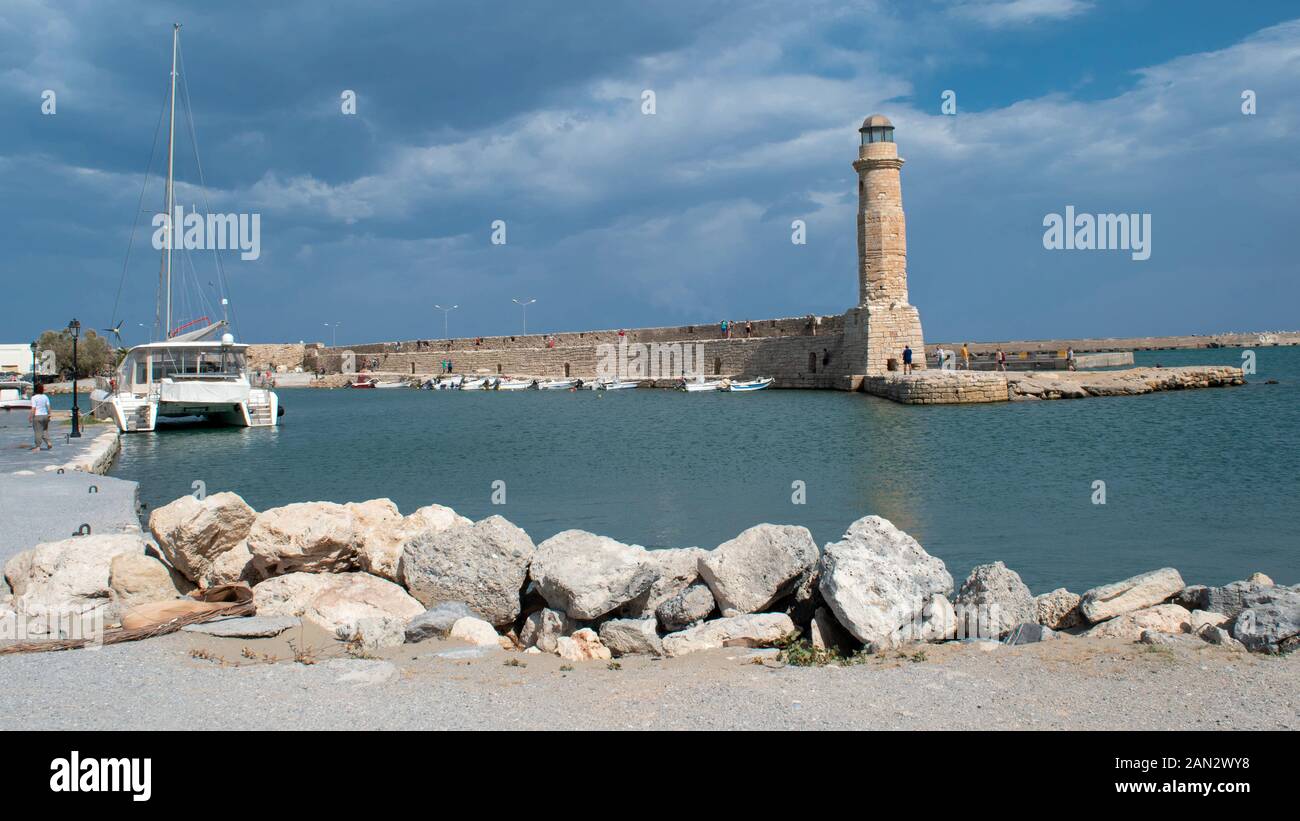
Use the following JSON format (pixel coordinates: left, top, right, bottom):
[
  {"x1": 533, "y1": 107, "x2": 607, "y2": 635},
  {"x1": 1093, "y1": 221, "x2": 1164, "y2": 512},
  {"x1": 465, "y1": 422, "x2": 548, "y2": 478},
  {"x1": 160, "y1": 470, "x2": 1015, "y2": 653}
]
[
  {"x1": 29, "y1": 341, "x2": 37, "y2": 396},
  {"x1": 68, "y1": 319, "x2": 82, "y2": 438}
]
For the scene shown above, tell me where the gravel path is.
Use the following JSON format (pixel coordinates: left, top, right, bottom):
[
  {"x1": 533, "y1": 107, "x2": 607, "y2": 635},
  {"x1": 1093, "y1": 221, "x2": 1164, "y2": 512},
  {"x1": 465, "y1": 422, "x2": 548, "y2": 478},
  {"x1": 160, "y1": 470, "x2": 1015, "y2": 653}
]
[{"x1": 0, "y1": 632, "x2": 1293, "y2": 730}]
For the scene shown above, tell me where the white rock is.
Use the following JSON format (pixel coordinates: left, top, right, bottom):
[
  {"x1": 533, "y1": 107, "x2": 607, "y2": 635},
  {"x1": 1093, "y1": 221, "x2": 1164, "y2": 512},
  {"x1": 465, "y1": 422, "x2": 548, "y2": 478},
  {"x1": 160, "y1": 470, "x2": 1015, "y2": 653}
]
[
  {"x1": 655, "y1": 582, "x2": 716, "y2": 632},
  {"x1": 1185, "y1": 610, "x2": 1228, "y2": 634},
  {"x1": 1079, "y1": 568, "x2": 1184, "y2": 623},
  {"x1": 355, "y1": 501, "x2": 470, "y2": 584},
  {"x1": 1035, "y1": 588, "x2": 1083, "y2": 630},
  {"x1": 530, "y1": 530, "x2": 657, "y2": 620},
  {"x1": 108, "y1": 552, "x2": 193, "y2": 611},
  {"x1": 148, "y1": 492, "x2": 257, "y2": 583},
  {"x1": 246, "y1": 501, "x2": 364, "y2": 575},
  {"x1": 953, "y1": 561, "x2": 1035, "y2": 639},
  {"x1": 519, "y1": 607, "x2": 575, "y2": 654},
  {"x1": 400, "y1": 516, "x2": 534, "y2": 627},
  {"x1": 252, "y1": 572, "x2": 424, "y2": 633},
  {"x1": 817, "y1": 516, "x2": 953, "y2": 650},
  {"x1": 4, "y1": 533, "x2": 147, "y2": 619},
  {"x1": 661, "y1": 613, "x2": 795, "y2": 657},
  {"x1": 698, "y1": 524, "x2": 818, "y2": 617},
  {"x1": 337, "y1": 616, "x2": 406, "y2": 651},
  {"x1": 1083, "y1": 603, "x2": 1191, "y2": 640},
  {"x1": 555, "y1": 627, "x2": 612, "y2": 661},
  {"x1": 598, "y1": 617, "x2": 663, "y2": 656},
  {"x1": 199, "y1": 539, "x2": 262, "y2": 588},
  {"x1": 619, "y1": 546, "x2": 708, "y2": 618},
  {"x1": 448, "y1": 616, "x2": 501, "y2": 647}
]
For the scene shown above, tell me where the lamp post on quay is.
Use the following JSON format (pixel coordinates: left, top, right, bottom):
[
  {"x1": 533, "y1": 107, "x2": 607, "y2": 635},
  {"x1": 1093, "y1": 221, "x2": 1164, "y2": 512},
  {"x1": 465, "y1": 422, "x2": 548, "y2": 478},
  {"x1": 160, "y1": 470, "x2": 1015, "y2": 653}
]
[{"x1": 68, "y1": 319, "x2": 82, "y2": 438}]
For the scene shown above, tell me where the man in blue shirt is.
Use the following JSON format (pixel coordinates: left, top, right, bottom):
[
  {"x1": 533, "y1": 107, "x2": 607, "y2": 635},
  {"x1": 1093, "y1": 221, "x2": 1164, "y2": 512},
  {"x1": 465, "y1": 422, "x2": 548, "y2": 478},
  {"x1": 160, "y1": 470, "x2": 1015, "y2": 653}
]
[{"x1": 902, "y1": 345, "x2": 913, "y2": 375}]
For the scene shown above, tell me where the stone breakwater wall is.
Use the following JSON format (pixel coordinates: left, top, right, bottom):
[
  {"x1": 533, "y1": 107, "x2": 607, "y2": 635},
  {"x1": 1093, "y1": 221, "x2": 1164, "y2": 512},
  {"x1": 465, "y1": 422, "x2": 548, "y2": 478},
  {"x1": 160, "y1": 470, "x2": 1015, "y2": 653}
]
[
  {"x1": 5, "y1": 490, "x2": 1294, "y2": 659},
  {"x1": 309, "y1": 323, "x2": 854, "y2": 389},
  {"x1": 931, "y1": 331, "x2": 1300, "y2": 354},
  {"x1": 863, "y1": 366, "x2": 1245, "y2": 405},
  {"x1": 246, "y1": 343, "x2": 312, "y2": 372}
]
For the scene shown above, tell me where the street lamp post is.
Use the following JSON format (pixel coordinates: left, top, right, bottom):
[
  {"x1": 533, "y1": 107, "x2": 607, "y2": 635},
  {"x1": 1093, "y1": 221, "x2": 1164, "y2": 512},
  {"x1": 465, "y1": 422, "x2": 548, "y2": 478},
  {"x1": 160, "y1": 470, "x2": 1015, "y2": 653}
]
[
  {"x1": 29, "y1": 341, "x2": 37, "y2": 397},
  {"x1": 68, "y1": 319, "x2": 82, "y2": 438},
  {"x1": 434, "y1": 304, "x2": 458, "y2": 340},
  {"x1": 324, "y1": 322, "x2": 341, "y2": 347},
  {"x1": 512, "y1": 298, "x2": 536, "y2": 335}
]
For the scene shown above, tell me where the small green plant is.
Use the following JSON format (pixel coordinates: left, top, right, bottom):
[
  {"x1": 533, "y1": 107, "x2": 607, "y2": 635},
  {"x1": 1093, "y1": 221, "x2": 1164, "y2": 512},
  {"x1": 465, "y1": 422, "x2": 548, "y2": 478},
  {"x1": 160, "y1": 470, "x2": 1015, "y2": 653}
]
[
  {"x1": 606, "y1": 661, "x2": 622, "y2": 671},
  {"x1": 559, "y1": 664, "x2": 574, "y2": 672},
  {"x1": 774, "y1": 632, "x2": 841, "y2": 667},
  {"x1": 909, "y1": 649, "x2": 928, "y2": 663},
  {"x1": 504, "y1": 658, "x2": 526, "y2": 668}
]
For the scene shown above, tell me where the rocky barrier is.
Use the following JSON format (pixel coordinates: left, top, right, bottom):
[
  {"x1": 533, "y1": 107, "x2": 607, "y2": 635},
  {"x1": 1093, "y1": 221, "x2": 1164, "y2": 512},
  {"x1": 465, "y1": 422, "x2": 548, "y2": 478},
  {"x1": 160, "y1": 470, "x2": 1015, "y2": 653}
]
[
  {"x1": 863, "y1": 365, "x2": 1246, "y2": 405},
  {"x1": 2, "y1": 491, "x2": 1295, "y2": 660}
]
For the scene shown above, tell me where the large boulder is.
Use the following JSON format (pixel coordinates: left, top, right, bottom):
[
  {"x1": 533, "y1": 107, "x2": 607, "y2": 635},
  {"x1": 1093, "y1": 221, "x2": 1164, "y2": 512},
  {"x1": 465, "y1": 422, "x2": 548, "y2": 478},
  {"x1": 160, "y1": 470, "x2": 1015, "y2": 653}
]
[
  {"x1": 1079, "y1": 568, "x2": 1184, "y2": 623},
  {"x1": 1035, "y1": 588, "x2": 1083, "y2": 630},
  {"x1": 199, "y1": 540, "x2": 263, "y2": 588},
  {"x1": 698, "y1": 524, "x2": 818, "y2": 617},
  {"x1": 519, "y1": 607, "x2": 576, "y2": 654},
  {"x1": 1082, "y1": 603, "x2": 1191, "y2": 640},
  {"x1": 599, "y1": 617, "x2": 663, "y2": 656},
  {"x1": 1184, "y1": 578, "x2": 1279, "y2": 621},
  {"x1": 953, "y1": 561, "x2": 1035, "y2": 639},
  {"x1": 530, "y1": 530, "x2": 657, "y2": 620},
  {"x1": 355, "y1": 502, "x2": 471, "y2": 584},
  {"x1": 148, "y1": 492, "x2": 257, "y2": 583},
  {"x1": 108, "y1": 552, "x2": 193, "y2": 611},
  {"x1": 655, "y1": 582, "x2": 717, "y2": 632},
  {"x1": 400, "y1": 516, "x2": 535, "y2": 627},
  {"x1": 252, "y1": 572, "x2": 424, "y2": 634},
  {"x1": 246, "y1": 501, "x2": 363, "y2": 576},
  {"x1": 4, "y1": 534, "x2": 146, "y2": 620},
  {"x1": 817, "y1": 516, "x2": 954, "y2": 650},
  {"x1": 661, "y1": 613, "x2": 795, "y2": 657},
  {"x1": 1231, "y1": 586, "x2": 1300, "y2": 654},
  {"x1": 619, "y1": 546, "x2": 708, "y2": 618}
]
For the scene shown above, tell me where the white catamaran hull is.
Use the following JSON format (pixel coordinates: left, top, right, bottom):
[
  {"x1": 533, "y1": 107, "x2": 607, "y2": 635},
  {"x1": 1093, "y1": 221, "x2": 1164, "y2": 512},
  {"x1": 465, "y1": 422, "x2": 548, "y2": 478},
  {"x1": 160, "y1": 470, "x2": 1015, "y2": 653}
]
[{"x1": 94, "y1": 383, "x2": 278, "y2": 432}]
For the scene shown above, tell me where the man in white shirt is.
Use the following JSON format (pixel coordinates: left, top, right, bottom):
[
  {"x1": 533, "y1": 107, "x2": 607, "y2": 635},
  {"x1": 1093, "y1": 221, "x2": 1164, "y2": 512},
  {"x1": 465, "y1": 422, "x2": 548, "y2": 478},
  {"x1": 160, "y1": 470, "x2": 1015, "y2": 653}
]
[{"x1": 28, "y1": 383, "x2": 52, "y2": 451}]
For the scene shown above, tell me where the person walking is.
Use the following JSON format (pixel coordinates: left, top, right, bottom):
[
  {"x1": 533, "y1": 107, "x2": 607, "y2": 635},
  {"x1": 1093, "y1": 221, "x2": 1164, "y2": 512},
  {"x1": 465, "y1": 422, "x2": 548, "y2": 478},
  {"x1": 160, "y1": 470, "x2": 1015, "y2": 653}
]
[
  {"x1": 996, "y1": 348, "x2": 1007, "y2": 371},
  {"x1": 961, "y1": 343, "x2": 970, "y2": 370},
  {"x1": 902, "y1": 344, "x2": 913, "y2": 375},
  {"x1": 1067, "y1": 346, "x2": 1076, "y2": 371},
  {"x1": 29, "y1": 383, "x2": 52, "y2": 451}
]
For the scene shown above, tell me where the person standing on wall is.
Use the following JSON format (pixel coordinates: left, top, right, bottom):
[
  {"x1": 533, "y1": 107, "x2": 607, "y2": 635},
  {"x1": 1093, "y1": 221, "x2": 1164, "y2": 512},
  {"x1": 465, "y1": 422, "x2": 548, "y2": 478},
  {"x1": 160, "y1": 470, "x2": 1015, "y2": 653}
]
[
  {"x1": 996, "y1": 348, "x2": 1007, "y2": 371},
  {"x1": 902, "y1": 344, "x2": 913, "y2": 375},
  {"x1": 961, "y1": 343, "x2": 970, "y2": 370},
  {"x1": 29, "y1": 383, "x2": 52, "y2": 452}
]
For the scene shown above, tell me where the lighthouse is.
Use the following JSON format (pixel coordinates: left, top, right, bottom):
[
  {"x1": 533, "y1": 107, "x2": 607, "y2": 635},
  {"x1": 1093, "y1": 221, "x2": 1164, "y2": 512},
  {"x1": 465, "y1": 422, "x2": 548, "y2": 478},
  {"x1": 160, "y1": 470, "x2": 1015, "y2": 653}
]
[{"x1": 844, "y1": 114, "x2": 927, "y2": 375}]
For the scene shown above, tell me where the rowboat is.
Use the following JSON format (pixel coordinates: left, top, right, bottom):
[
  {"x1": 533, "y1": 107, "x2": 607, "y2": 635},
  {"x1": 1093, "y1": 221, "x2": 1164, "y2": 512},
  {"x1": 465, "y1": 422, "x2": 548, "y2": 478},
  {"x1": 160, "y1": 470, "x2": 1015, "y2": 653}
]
[
  {"x1": 373, "y1": 380, "x2": 407, "y2": 389},
  {"x1": 346, "y1": 377, "x2": 377, "y2": 389},
  {"x1": 721, "y1": 377, "x2": 773, "y2": 392}
]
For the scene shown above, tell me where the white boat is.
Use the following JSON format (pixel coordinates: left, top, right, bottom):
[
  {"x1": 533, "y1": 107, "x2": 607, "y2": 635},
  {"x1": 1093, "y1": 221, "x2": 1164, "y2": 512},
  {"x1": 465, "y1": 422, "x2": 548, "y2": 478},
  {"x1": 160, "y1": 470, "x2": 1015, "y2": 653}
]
[
  {"x1": 537, "y1": 378, "x2": 578, "y2": 390},
  {"x1": 432, "y1": 376, "x2": 463, "y2": 390},
  {"x1": 91, "y1": 27, "x2": 278, "y2": 433},
  {"x1": 721, "y1": 377, "x2": 774, "y2": 392},
  {"x1": 459, "y1": 378, "x2": 488, "y2": 390},
  {"x1": 594, "y1": 378, "x2": 638, "y2": 390},
  {"x1": 679, "y1": 378, "x2": 724, "y2": 392},
  {"x1": 495, "y1": 379, "x2": 534, "y2": 391},
  {"x1": 373, "y1": 380, "x2": 408, "y2": 389},
  {"x1": 0, "y1": 379, "x2": 33, "y2": 411}
]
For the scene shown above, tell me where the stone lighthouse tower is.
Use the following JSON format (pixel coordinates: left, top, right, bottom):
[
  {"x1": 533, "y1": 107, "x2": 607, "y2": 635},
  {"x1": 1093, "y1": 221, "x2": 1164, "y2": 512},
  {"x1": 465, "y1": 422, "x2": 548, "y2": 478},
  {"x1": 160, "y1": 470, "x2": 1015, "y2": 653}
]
[{"x1": 844, "y1": 114, "x2": 926, "y2": 375}]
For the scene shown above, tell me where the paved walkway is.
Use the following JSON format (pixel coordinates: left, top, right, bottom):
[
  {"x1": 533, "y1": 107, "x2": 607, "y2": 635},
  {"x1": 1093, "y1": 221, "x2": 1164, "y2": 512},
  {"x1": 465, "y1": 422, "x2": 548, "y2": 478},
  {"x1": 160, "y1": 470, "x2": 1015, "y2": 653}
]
[{"x1": 0, "y1": 413, "x2": 140, "y2": 567}]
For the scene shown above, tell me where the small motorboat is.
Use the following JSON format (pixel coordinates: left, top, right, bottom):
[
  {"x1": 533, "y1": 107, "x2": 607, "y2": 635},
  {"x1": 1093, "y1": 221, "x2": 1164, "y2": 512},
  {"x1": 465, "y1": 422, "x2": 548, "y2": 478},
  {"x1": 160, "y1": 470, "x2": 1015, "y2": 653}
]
[
  {"x1": 460, "y1": 377, "x2": 488, "y2": 390},
  {"x1": 537, "y1": 378, "x2": 578, "y2": 390},
  {"x1": 432, "y1": 376, "x2": 463, "y2": 390},
  {"x1": 373, "y1": 380, "x2": 408, "y2": 389},
  {"x1": 346, "y1": 376, "x2": 377, "y2": 389},
  {"x1": 721, "y1": 377, "x2": 774, "y2": 392},
  {"x1": 679, "y1": 377, "x2": 724, "y2": 392},
  {"x1": 594, "y1": 378, "x2": 638, "y2": 390},
  {"x1": 0, "y1": 379, "x2": 33, "y2": 411},
  {"x1": 496, "y1": 378, "x2": 535, "y2": 391}
]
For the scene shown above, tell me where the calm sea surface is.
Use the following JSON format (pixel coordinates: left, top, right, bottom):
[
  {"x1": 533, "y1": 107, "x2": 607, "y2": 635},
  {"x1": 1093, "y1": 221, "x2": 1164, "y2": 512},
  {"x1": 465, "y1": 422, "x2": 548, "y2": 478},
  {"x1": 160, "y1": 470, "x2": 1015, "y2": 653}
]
[{"x1": 95, "y1": 346, "x2": 1298, "y2": 593}]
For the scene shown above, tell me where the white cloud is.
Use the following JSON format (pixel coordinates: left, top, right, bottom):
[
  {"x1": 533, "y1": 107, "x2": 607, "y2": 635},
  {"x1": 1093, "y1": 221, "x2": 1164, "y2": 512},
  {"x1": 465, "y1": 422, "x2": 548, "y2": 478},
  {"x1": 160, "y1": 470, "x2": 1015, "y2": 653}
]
[{"x1": 951, "y1": 0, "x2": 1093, "y2": 28}]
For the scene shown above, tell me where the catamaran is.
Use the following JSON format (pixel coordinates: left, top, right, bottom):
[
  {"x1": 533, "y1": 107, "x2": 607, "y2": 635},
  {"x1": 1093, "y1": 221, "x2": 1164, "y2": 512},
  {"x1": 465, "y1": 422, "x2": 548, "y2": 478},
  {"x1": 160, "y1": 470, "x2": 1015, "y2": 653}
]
[{"x1": 92, "y1": 25, "x2": 279, "y2": 432}]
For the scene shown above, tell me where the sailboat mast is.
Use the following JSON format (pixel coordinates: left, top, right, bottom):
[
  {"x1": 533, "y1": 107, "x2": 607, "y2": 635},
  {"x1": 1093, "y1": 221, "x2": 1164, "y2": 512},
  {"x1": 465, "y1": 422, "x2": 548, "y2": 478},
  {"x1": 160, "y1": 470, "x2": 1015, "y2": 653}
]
[{"x1": 164, "y1": 23, "x2": 180, "y2": 338}]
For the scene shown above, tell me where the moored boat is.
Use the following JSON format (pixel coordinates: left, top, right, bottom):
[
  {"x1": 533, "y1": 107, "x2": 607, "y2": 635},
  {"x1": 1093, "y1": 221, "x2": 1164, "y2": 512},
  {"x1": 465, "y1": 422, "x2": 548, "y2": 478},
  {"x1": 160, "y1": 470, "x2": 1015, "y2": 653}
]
[{"x1": 721, "y1": 377, "x2": 774, "y2": 391}]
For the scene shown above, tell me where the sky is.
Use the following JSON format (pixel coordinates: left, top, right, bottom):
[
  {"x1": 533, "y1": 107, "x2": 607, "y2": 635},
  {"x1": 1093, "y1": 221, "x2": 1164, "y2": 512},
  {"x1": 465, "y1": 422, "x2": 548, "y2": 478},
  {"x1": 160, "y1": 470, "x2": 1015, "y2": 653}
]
[{"x1": 1, "y1": 0, "x2": 1297, "y2": 347}]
